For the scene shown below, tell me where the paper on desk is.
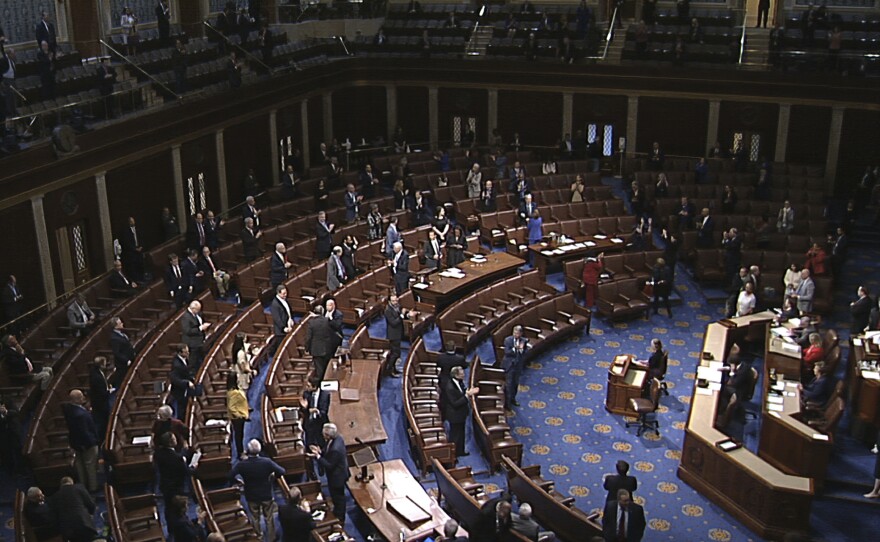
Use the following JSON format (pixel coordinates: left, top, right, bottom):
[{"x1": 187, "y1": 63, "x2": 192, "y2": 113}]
[
  {"x1": 205, "y1": 419, "x2": 228, "y2": 428},
  {"x1": 611, "y1": 238, "x2": 624, "y2": 244},
  {"x1": 812, "y1": 433, "x2": 830, "y2": 441},
  {"x1": 766, "y1": 396, "x2": 784, "y2": 405},
  {"x1": 321, "y1": 381, "x2": 339, "y2": 391},
  {"x1": 862, "y1": 370, "x2": 880, "y2": 381},
  {"x1": 584, "y1": 241, "x2": 596, "y2": 247},
  {"x1": 772, "y1": 382, "x2": 786, "y2": 391},
  {"x1": 541, "y1": 250, "x2": 554, "y2": 256},
  {"x1": 781, "y1": 342, "x2": 801, "y2": 353},
  {"x1": 785, "y1": 391, "x2": 796, "y2": 397},
  {"x1": 854, "y1": 338, "x2": 863, "y2": 346},
  {"x1": 412, "y1": 283, "x2": 429, "y2": 290},
  {"x1": 593, "y1": 234, "x2": 607, "y2": 240},
  {"x1": 786, "y1": 381, "x2": 799, "y2": 388},
  {"x1": 708, "y1": 382, "x2": 721, "y2": 391},
  {"x1": 708, "y1": 361, "x2": 724, "y2": 370},
  {"x1": 696, "y1": 388, "x2": 714, "y2": 396},
  {"x1": 771, "y1": 327, "x2": 793, "y2": 337},
  {"x1": 132, "y1": 436, "x2": 151, "y2": 446},
  {"x1": 697, "y1": 366, "x2": 722, "y2": 383},
  {"x1": 767, "y1": 403, "x2": 784, "y2": 412}
]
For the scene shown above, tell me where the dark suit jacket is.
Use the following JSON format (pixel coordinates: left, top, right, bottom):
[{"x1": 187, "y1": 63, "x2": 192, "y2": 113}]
[
  {"x1": 724, "y1": 362, "x2": 753, "y2": 399},
  {"x1": 852, "y1": 295, "x2": 873, "y2": 332},
  {"x1": 1, "y1": 344, "x2": 34, "y2": 374},
  {"x1": 603, "y1": 474, "x2": 638, "y2": 502},
  {"x1": 437, "y1": 351, "x2": 467, "y2": 390},
  {"x1": 392, "y1": 249, "x2": 410, "y2": 278},
  {"x1": 110, "y1": 329, "x2": 135, "y2": 369},
  {"x1": 443, "y1": 378, "x2": 470, "y2": 423},
  {"x1": 120, "y1": 226, "x2": 140, "y2": 256},
  {"x1": 602, "y1": 500, "x2": 646, "y2": 542},
  {"x1": 62, "y1": 403, "x2": 99, "y2": 451},
  {"x1": 327, "y1": 309, "x2": 344, "y2": 352},
  {"x1": 803, "y1": 375, "x2": 834, "y2": 404},
  {"x1": 204, "y1": 219, "x2": 221, "y2": 250},
  {"x1": 316, "y1": 222, "x2": 333, "y2": 256},
  {"x1": 317, "y1": 436, "x2": 350, "y2": 488},
  {"x1": 169, "y1": 355, "x2": 194, "y2": 396},
  {"x1": 154, "y1": 445, "x2": 193, "y2": 497},
  {"x1": 302, "y1": 389, "x2": 331, "y2": 425},
  {"x1": 197, "y1": 254, "x2": 223, "y2": 278},
  {"x1": 164, "y1": 264, "x2": 187, "y2": 298},
  {"x1": 180, "y1": 311, "x2": 205, "y2": 350},
  {"x1": 229, "y1": 455, "x2": 286, "y2": 502},
  {"x1": 186, "y1": 221, "x2": 207, "y2": 250},
  {"x1": 305, "y1": 316, "x2": 334, "y2": 357},
  {"x1": 182, "y1": 258, "x2": 203, "y2": 293},
  {"x1": 88, "y1": 365, "x2": 110, "y2": 413},
  {"x1": 270, "y1": 252, "x2": 289, "y2": 286},
  {"x1": 502, "y1": 335, "x2": 530, "y2": 370},
  {"x1": 271, "y1": 297, "x2": 292, "y2": 337},
  {"x1": 278, "y1": 503, "x2": 316, "y2": 542},
  {"x1": 35, "y1": 20, "x2": 57, "y2": 49},
  {"x1": 47, "y1": 484, "x2": 95, "y2": 540},
  {"x1": 697, "y1": 216, "x2": 715, "y2": 246},
  {"x1": 384, "y1": 304, "x2": 405, "y2": 342},
  {"x1": 242, "y1": 205, "x2": 261, "y2": 230},
  {"x1": 241, "y1": 227, "x2": 260, "y2": 261},
  {"x1": 109, "y1": 271, "x2": 136, "y2": 294}
]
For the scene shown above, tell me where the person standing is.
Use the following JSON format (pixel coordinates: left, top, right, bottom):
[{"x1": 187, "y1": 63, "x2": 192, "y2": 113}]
[
  {"x1": 307, "y1": 423, "x2": 350, "y2": 523},
  {"x1": 154, "y1": 432, "x2": 195, "y2": 512},
  {"x1": 792, "y1": 269, "x2": 815, "y2": 313},
  {"x1": 227, "y1": 373, "x2": 249, "y2": 460},
  {"x1": 444, "y1": 366, "x2": 478, "y2": 457},
  {"x1": 156, "y1": 1, "x2": 172, "y2": 43},
  {"x1": 229, "y1": 439, "x2": 286, "y2": 542},
  {"x1": 315, "y1": 211, "x2": 335, "y2": 259},
  {"x1": 181, "y1": 300, "x2": 210, "y2": 369},
  {"x1": 109, "y1": 316, "x2": 136, "y2": 387},
  {"x1": 603, "y1": 460, "x2": 638, "y2": 502},
  {"x1": 62, "y1": 390, "x2": 100, "y2": 493},
  {"x1": 278, "y1": 486, "x2": 316, "y2": 542},
  {"x1": 271, "y1": 242, "x2": 292, "y2": 289},
  {"x1": 652, "y1": 257, "x2": 673, "y2": 317},
  {"x1": 36, "y1": 40, "x2": 55, "y2": 100},
  {"x1": 48, "y1": 477, "x2": 97, "y2": 542},
  {"x1": 169, "y1": 345, "x2": 195, "y2": 417},
  {"x1": 327, "y1": 246, "x2": 346, "y2": 291},
  {"x1": 388, "y1": 241, "x2": 410, "y2": 295},
  {"x1": 446, "y1": 225, "x2": 468, "y2": 268},
  {"x1": 88, "y1": 357, "x2": 111, "y2": 443},
  {"x1": 384, "y1": 294, "x2": 412, "y2": 378},
  {"x1": 269, "y1": 285, "x2": 294, "y2": 359},
  {"x1": 581, "y1": 252, "x2": 604, "y2": 308},
  {"x1": 1, "y1": 275, "x2": 24, "y2": 326},
  {"x1": 305, "y1": 306, "x2": 333, "y2": 380},
  {"x1": 602, "y1": 489, "x2": 646, "y2": 542},
  {"x1": 852, "y1": 286, "x2": 874, "y2": 334},
  {"x1": 502, "y1": 326, "x2": 530, "y2": 412},
  {"x1": 300, "y1": 376, "x2": 330, "y2": 450}
]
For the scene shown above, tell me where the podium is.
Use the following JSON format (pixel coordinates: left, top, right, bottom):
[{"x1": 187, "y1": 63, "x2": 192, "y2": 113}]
[{"x1": 605, "y1": 354, "x2": 647, "y2": 416}]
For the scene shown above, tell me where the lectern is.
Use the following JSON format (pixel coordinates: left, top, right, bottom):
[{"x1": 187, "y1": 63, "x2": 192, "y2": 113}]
[{"x1": 605, "y1": 354, "x2": 647, "y2": 416}]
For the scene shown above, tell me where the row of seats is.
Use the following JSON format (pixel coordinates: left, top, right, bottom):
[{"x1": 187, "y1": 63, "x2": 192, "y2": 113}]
[
  {"x1": 626, "y1": 157, "x2": 824, "y2": 178},
  {"x1": 784, "y1": 11, "x2": 880, "y2": 32},
  {"x1": 626, "y1": 24, "x2": 739, "y2": 44},
  {"x1": 488, "y1": 213, "x2": 638, "y2": 249},
  {"x1": 623, "y1": 41, "x2": 737, "y2": 64},
  {"x1": 659, "y1": 201, "x2": 827, "y2": 225},
  {"x1": 597, "y1": 277, "x2": 652, "y2": 321},
  {"x1": 639, "y1": 179, "x2": 827, "y2": 206},
  {"x1": 468, "y1": 357, "x2": 524, "y2": 471},
  {"x1": 564, "y1": 250, "x2": 665, "y2": 299}
]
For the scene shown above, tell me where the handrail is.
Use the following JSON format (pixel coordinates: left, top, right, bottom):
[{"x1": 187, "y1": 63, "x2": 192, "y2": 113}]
[
  {"x1": 7, "y1": 82, "x2": 154, "y2": 124},
  {"x1": 203, "y1": 21, "x2": 273, "y2": 75},
  {"x1": 602, "y1": 7, "x2": 619, "y2": 60},
  {"x1": 99, "y1": 39, "x2": 181, "y2": 100},
  {"x1": 738, "y1": 19, "x2": 747, "y2": 65},
  {"x1": 0, "y1": 272, "x2": 107, "y2": 336}
]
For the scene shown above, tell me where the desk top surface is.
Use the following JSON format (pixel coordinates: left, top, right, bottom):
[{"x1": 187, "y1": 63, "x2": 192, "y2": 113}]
[
  {"x1": 325, "y1": 358, "x2": 387, "y2": 447},
  {"x1": 527, "y1": 234, "x2": 625, "y2": 257},
  {"x1": 416, "y1": 251, "x2": 523, "y2": 296}
]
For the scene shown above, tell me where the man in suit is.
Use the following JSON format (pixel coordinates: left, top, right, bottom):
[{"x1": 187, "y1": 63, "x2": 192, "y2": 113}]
[
  {"x1": 1, "y1": 333, "x2": 53, "y2": 390},
  {"x1": 199, "y1": 246, "x2": 230, "y2": 298},
  {"x1": 518, "y1": 193, "x2": 538, "y2": 225},
  {"x1": 279, "y1": 164, "x2": 299, "y2": 200},
  {"x1": 1, "y1": 274, "x2": 24, "y2": 325},
  {"x1": 340, "y1": 235, "x2": 359, "y2": 279},
  {"x1": 676, "y1": 196, "x2": 696, "y2": 231},
  {"x1": 831, "y1": 225, "x2": 848, "y2": 280},
  {"x1": 602, "y1": 489, "x2": 646, "y2": 542},
  {"x1": 204, "y1": 209, "x2": 223, "y2": 251},
  {"x1": 325, "y1": 298, "x2": 344, "y2": 356},
  {"x1": 271, "y1": 242, "x2": 293, "y2": 289},
  {"x1": 47, "y1": 477, "x2": 97, "y2": 542},
  {"x1": 241, "y1": 217, "x2": 262, "y2": 262},
  {"x1": 269, "y1": 285, "x2": 294, "y2": 359},
  {"x1": 242, "y1": 196, "x2": 262, "y2": 231},
  {"x1": 35, "y1": 11, "x2": 57, "y2": 54},
  {"x1": 512, "y1": 503, "x2": 553, "y2": 542},
  {"x1": 327, "y1": 246, "x2": 347, "y2": 291},
  {"x1": 120, "y1": 216, "x2": 145, "y2": 281},
  {"x1": 169, "y1": 344, "x2": 195, "y2": 417},
  {"x1": 156, "y1": 1, "x2": 171, "y2": 43},
  {"x1": 425, "y1": 230, "x2": 442, "y2": 270},
  {"x1": 109, "y1": 316, "x2": 135, "y2": 387},
  {"x1": 344, "y1": 183, "x2": 362, "y2": 223},
  {"x1": 305, "y1": 305, "x2": 334, "y2": 380},
  {"x1": 603, "y1": 460, "x2": 638, "y2": 502},
  {"x1": 502, "y1": 326, "x2": 530, "y2": 412},
  {"x1": 88, "y1": 357, "x2": 111, "y2": 443},
  {"x1": 696, "y1": 208, "x2": 714, "y2": 248},
  {"x1": 154, "y1": 431, "x2": 195, "y2": 508},
  {"x1": 776, "y1": 200, "x2": 795, "y2": 234},
  {"x1": 229, "y1": 439, "x2": 286, "y2": 542},
  {"x1": 62, "y1": 390, "x2": 100, "y2": 492},
  {"x1": 718, "y1": 348, "x2": 752, "y2": 426},
  {"x1": 182, "y1": 249, "x2": 205, "y2": 297},
  {"x1": 437, "y1": 341, "x2": 467, "y2": 397},
  {"x1": 385, "y1": 294, "x2": 412, "y2": 378},
  {"x1": 66, "y1": 294, "x2": 96, "y2": 337},
  {"x1": 722, "y1": 228, "x2": 742, "y2": 283},
  {"x1": 649, "y1": 141, "x2": 665, "y2": 171},
  {"x1": 472, "y1": 497, "x2": 515, "y2": 541},
  {"x1": 181, "y1": 300, "x2": 210, "y2": 369},
  {"x1": 444, "y1": 366, "x2": 478, "y2": 457},
  {"x1": 109, "y1": 260, "x2": 139, "y2": 296},
  {"x1": 23, "y1": 487, "x2": 54, "y2": 536},
  {"x1": 165, "y1": 253, "x2": 189, "y2": 308},
  {"x1": 315, "y1": 211, "x2": 335, "y2": 259},
  {"x1": 793, "y1": 269, "x2": 815, "y2": 313},
  {"x1": 300, "y1": 376, "x2": 330, "y2": 449},
  {"x1": 388, "y1": 241, "x2": 410, "y2": 295},
  {"x1": 385, "y1": 216, "x2": 401, "y2": 258},
  {"x1": 851, "y1": 286, "x2": 873, "y2": 333},
  {"x1": 96, "y1": 57, "x2": 116, "y2": 118},
  {"x1": 187, "y1": 212, "x2": 207, "y2": 251},
  {"x1": 437, "y1": 519, "x2": 467, "y2": 542},
  {"x1": 278, "y1": 486, "x2": 316, "y2": 542},
  {"x1": 359, "y1": 164, "x2": 379, "y2": 200},
  {"x1": 307, "y1": 423, "x2": 350, "y2": 522}
]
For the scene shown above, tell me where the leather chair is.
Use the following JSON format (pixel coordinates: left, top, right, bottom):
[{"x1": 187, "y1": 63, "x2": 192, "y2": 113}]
[{"x1": 626, "y1": 378, "x2": 661, "y2": 437}]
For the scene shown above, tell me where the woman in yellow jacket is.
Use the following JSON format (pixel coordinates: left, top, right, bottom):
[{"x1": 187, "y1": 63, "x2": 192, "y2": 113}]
[{"x1": 227, "y1": 372, "x2": 250, "y2": 460}]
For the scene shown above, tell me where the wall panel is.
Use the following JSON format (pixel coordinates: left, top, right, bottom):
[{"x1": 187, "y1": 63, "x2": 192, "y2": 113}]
[
  {"x1": 718, "y1": 101, "x2": 779, "y2": 162},
  {"x1": 572, "y1": 93, "x2": 629, "y2": 155},
  {"x1": 181, "y1": 134, "x2": 220, "y2": 215},
  {"x1": 837, "y1": 109, "x2": 880, "y2": 195},
  {"x1": 497, "y1": 90, "x2": 562, "y2": 148},
  {"x1": 438, "y1": 88, "x2": 488, "y2": 147},
  {"x1": 636, "y1": 97, "x2": 709, "y2": 158},
  {"x1": 332, "y1": 86, "x2": 387, "y2": 146},
  {"x1": 225, "y1": 115, "x2": 273, "y2": 206},
  {"x1": 105, "y1": 152, "x2": 175, "y2": 252},
  {"x1": 43, "y1": 178, "x2": 104, "y2": 291},
  {"x1": 397, "y1": 86, "x2": 429, "y2": 145},
  {"x1": 0, "y1": 202, "x2": 44, "y2": 310},
  {"x1": 308, "y1": 96, "x2": 325, "y2": 164},
  {"x1": 786, "y1": 105, "x2": 832, "y2": 166}
]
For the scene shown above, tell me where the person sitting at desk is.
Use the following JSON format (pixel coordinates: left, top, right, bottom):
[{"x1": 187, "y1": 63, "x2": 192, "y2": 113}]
[
  {"x1": 802, "y1": 332, "x2": 825, "y2": 375},
  {"x1": 801, "y1": 362, "x2": 833, "y2": 405},
  {"x1": 792, "y1": 317, "x2": 818, "y2": 348},
  {"x1": 774, "y1": 296, "x2": 800, "y2": 325},
  {"x1": 718, "y1": 345, "x2": 752, "y2": 427}
]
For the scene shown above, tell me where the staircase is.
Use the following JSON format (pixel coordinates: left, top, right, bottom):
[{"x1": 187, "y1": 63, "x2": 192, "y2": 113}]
[
  {"x1": 465, "y1": 24, "x2": 494, "y2": 57},
  {"x1": 603, "y1": 22, "x2": 626, "y2": 65},
  {"x1": 740, "y1": 27, "x2": 770, "y2": 71}
]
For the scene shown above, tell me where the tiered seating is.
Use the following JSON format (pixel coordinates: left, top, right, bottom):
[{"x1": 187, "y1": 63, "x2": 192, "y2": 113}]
[
  {"x1": 596, "y1": 278, "x2": 651, "y2": 321},
  {"x1": 192, "y1": 479, "x2": 261, "y2": 542},
  {"x1": 468, "y1": 356, "x2": 523, "y2": 470},
  {"x1": 276, "y1": 479, "x2": 356, "y2": 541},
  {"x1": 780, "y1": 8, "x2": 880, "y2": 75},
  {"x1": 105, "y1": 485, "x2": 166, "y2": 542},
  {"x1": 501, "y1": 456, "x2": 603, "y2": 542},
  {"x1": 564, "y1": 250, "x2": 664, "y2": 299},
  {"x1": 622, "y1": 9, "x2": 739, "y2": 64},
  {"x1": 402, "y1": 337, "x2": 457, "y2": 476}
]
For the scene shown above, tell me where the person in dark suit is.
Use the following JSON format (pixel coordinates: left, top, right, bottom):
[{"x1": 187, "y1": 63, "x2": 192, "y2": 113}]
[
  {"x1": 359, "y1": 164, "x2": 379, "y2": 200},
  {"x1": 425, "y1": 230, "x2": 442, "y2": 270},
  {"x1": 385, "y1": 216, "x2": 401, "y2": 258},
  {"x1": 502, "y1": 326, "x2": 530, "y2": 411},
  {"x1": 676, "y1": 196, "x2": 696, "y2": 231},
  {"x1": 384, "y1": 294, "x2": 412, "y2": 378},
  {"x1": 305, "y1": 306, "x2": 334, "y2": 380},
  {"x1": 180, "y1": 300, "x2": 210, "y2": 369},
  {"x1": 119, "y1": 216, "x2": 144, "y2": 281},
  {"x1": 280, "y1": 164, "x2": 300, "y2": 200},
  {"x1": 603, "y1": 460, "x2": 638, "y2": 502},
  {"x1": 278, "y1": 486, "x2": 316, "y2": 542},
  {"x1": 96, "y1": 57, "x2": 117, "y2": 118},
  {"x1": 229, "y1": 439, "x2": 286, "y2": 541},
  {"x1": 1, "y1": 274, "x2": 24, "y2": 325},
  {"x1": 0, "y1": 397, "x2": 24, "y2": 476},
  {"x1": 165, "y1": 253, "x2": 189, "y2": 308},
  {"x1": 300, "y1": 376, "x2": 330, "y2": 450},
  {"x1": 831, "y1": 226, "x2": 848, "y2": 280},
  {"x1": 271, "y1": 242, "x2": 292, "y2": 289},
  {"x1": 851, "y1": 286, "x2": 873, "y2": 334},
  {"x1": 182, "y1": 249, "x2": 205, "y2": 297},
  {"x1": 169, "y1": 344, "x2": 195, "y2": 417},
  {"x1": 444, "y1": 366, "x2": 478, "y2": 457},
  {"x1": 648, "y1": 141, "x2": 664, "y2": 171},
  {"x1": 198, "y1": 246, "x2": 230, "y2": 298},
  {"x1": 269, "y1": 285, "x2": 293, "y2": 359},
  {"x1": 242, "y1": 196, "x2": 262, "y2": 231},
  {"x1": 88, "y1": 356, "x2": 111, "y2": 443},
  {"x1": 696, "y1": 208, "x2": 714, "y2": 248},
  {"x1": 325, "y1": 298, "x2": 344, "y2": 355},
  {"x1": 241, "y1": 217, "x2": 262, "y2": 262},
  {"x1": 62, "y1": 390, "x2": 100, "y2": 492},
  {"x1": 47, "y1": 477, "x2": 97, "y2": 542},
  {"x1": 187, "y1": 213, "x2": 207, "y2": 251},
  {"x1": 36, "y1": 40, "x2": 55, "y2": 100},
  {"x1": 204, "y1": 210, "x2": 223, "y2": 251},
  {"x1": 722, "y1": 228, "x2": 742, "y2": 283},
  {"x1": 154, "y1": 432, "x2": 195, "y2": 507},
  {"x1": 23, "y1": 487, "x2": 55, "y2": 537},
  {"x1": 472, "y1": 497, "x2": 515, "y2": 541},
  {"x1": 437, "y1": 341, "x2": 467, "y2": 397},
  {"x1": 340, "y1": 235, "x2": 359, "y2": 279},
  {"x1": 307, "y1": 423, "x2": 350, "y2": 522},
  {"x1": 109, "y1": 260, "x2": 139, "y2": 296},
  {"x1": 801, "y1": 362, "x2": 834, "y2": 405},
  {"x1": 1, "y1": 334, "x2": 53, "y2": 389},
  {"x1": 156, "y1": 1, "x2": 171, "y2": 43},
  {"x1": 35, "y1": 11, "x2": 57, "y2": 53},
  {"x1": 388, "y1": 241, "x2": 410, "y2": 295},
  {"x1": 602, "y1": 489, "x2": 646, "y2": 542},
  {"x1": 109, "y1": 316, "x2": 136, "y2": 387},
  {"x1": 315, "y1": 211, "x2": 335, "y2": 259},
  {"x1": 167, "y1": 495, "x2": 208, "y2": 542},
  {"x1": 651, "y1": 258, "x2": 673, "y2": 318},
  {"x1": 718, "y1": 346, "x2": 752, "y2": 426}
]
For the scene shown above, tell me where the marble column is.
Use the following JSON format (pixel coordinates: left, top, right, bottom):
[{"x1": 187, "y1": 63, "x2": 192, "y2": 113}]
[
  {"x1": 824, "y1": 105, "x2": 845, "y2": 191},
  {"x1": 172, "y1": 144, "x2": 188, "y2": 233},
  {"x1": 215, "y1": 130, "x2": 229, "y2": 212},
  {"x1": 269, "y1": 110, "x2": 280, "y2": 185},
  {"x1": 31, "y1": 196, "x2": 57, "y2": 303},
  {"x1": 562, "y1": 92, "x2": 574, "y2": 140},
  {"x1": 428, "y1": 86, "x2": 439, "y2": 149},
  {"x1": 774, "y1": 103, "x2": 791, "y2": 163},
  {"x1": 95, "y1": 171, "x2": 114, "y2": 267},
  {"x1": 706, "y1": 100, "x2": 721, "y2": 152},
  {"x1": 626, "y1": 96, "x2": 639, "y2": 158}
]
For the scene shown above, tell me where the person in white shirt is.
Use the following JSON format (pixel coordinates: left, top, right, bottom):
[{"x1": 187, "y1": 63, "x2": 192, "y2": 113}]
[{"x1": 736, "y1": 282, "x2": 756, "y2": 317}]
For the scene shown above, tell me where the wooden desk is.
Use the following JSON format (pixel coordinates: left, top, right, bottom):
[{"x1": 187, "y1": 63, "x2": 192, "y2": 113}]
[
  {"x1": 325, "y1": 358, "x2": 387, "y2": 450},
  {"x1": 847, "y1": 337, "x2": 880, "y2": 440},
  {"x1": 528, "y1": 235, "x2": 626, "y2": 278},
  {"x1": 414, "y1": 252, "x2": 523, "y2": 310},
  {"x1": 678, "y1": 312, "x2": 814, "y2": 540},
  {"x1": 605, "y1": 354, "x2": 648, "y2": 416},
  {"x1": 347, "y1": 459, "x2": 464, "y2": 541},
  {"x1": 765, "y1": 322, "x2": 804, "y2": 378}
]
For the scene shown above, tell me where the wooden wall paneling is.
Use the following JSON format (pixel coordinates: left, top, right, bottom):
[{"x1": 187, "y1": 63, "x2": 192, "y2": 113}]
[
  {"x1": 497, "y1": 91, "x2": 562, "y2": 149},
  {"x1": 178, "y1": 0, "x2": 207, "y2": 37},
  {"x1": 331, "y1": 86, "x2": 387, "y2": 147},
  {"x1": 105, "y1": 152, "x2": 175, "y2": 252},
  {"x1": 0, "y1": 203, "x2": 45, "y2": 309},
  {"x1": 42, "y1": 179, "x2": 104, "y2": 292},
  {"x1": 224, "y1": 115, "x2": 273, "y2": 206},
  {"x1": 718, "y1": 101, "x2": 780, "y2": 163},
  {"x1": 68, "y1": 0, "x2": 101, "y2": 57},
  {"x1": 636, "y1": 97, "x2": 710, "y2": 158},
  {"x1": 837, "y1": 109, "x2": 880, "y2": 195},
  {"x1": 181, "y1": 134, "x2": 220, "y2": 215},
  {"x1": 438, "y1": 88, "x2": 488, "y2": 147},
  {"x1": 308, "y1": 96, "x2": 325, "y2": 164},
  {"x1": 396, "y1": 86, "x2": 429, "y2": 145},
  {"x1": 786, "y1": 105, "x2": 832, "y2": 166}
]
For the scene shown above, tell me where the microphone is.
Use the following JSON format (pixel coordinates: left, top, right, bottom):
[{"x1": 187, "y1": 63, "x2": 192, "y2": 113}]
[{"x1": 354, "y1": 437, "x2": 373, "y2": 483}]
